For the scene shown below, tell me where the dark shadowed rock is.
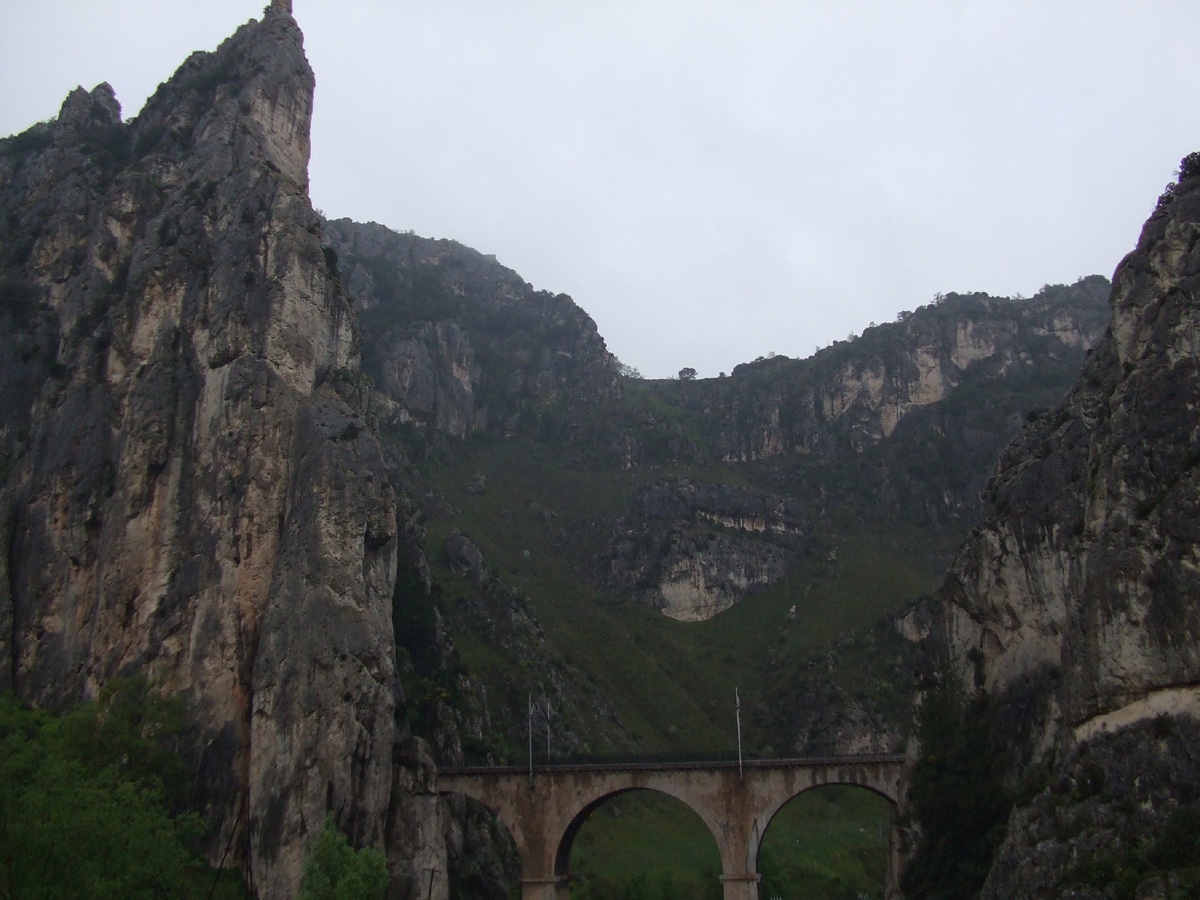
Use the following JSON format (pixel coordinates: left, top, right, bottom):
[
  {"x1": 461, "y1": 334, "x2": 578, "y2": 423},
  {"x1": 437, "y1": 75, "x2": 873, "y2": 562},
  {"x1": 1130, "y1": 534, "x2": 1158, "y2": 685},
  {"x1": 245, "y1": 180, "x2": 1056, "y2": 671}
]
[
  {"x1": 323, "y1": 218, "x2": 620, "y2": 438},
  {"x1": 445, "y1": 531, "x2": 486, "y2": 583}
]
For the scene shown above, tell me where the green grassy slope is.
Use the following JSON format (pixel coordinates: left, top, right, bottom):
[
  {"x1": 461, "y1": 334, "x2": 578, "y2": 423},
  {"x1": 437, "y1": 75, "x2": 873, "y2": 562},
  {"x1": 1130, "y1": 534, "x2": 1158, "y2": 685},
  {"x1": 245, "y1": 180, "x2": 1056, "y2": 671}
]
[
  {"x1": 415, "y1": 431, "x2": 948, "y2": 758},
  {"x1": 569, "y1": 792, "x2": 721, "y2": 900},
  {"x1": 393, "y1": 386, "x2": 970, "y2": 900}
]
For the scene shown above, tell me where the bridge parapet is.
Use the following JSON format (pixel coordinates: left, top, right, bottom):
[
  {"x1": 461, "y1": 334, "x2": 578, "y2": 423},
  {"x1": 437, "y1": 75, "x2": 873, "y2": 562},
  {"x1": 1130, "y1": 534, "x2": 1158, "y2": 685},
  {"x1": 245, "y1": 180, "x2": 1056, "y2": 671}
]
[{"x1": 439, "y1": 751, "x2": 905, "y2": 778}]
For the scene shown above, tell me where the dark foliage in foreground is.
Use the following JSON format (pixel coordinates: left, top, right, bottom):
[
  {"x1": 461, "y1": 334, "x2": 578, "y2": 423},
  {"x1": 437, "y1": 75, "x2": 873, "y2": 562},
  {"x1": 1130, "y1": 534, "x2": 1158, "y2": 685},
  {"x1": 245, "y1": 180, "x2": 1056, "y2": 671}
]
[{"x1": 0, "y1": 679, "x2": 242, "y2": 900}]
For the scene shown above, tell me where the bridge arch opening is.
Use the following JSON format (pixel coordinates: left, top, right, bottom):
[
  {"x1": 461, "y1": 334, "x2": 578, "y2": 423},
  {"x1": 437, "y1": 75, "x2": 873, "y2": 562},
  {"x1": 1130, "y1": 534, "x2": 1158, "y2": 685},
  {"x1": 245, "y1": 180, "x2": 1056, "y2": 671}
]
[
  {"x1": 756, "y1": 784, "x2": 894, "y2": 900},
  {"x1": 561, "y1": 788, "x2": 723, "y2": 899}
]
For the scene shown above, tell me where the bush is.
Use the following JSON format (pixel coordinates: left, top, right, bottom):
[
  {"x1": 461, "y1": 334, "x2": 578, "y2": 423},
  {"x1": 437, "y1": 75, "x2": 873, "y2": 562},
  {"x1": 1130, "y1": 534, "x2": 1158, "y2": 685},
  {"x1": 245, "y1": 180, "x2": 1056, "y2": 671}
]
[
  {"x1": 299, "y1": 816, "x2": 389, "y2": 900},
  {"x1": 1178, "y1": 151, "x2": 1200, "y2": 182},
  {"x1": 0, "y1": 680, "x2": 208, "y2": 899},
  {"x1": 900, "y1": 678, "x2": 1012, "y2": 899},
  {"x1": 1146, "y1": 804, "x2": 1200, "y2": 870},
  {"x1": 0, "y1": 277, "x2": 39, "y2": 325}
]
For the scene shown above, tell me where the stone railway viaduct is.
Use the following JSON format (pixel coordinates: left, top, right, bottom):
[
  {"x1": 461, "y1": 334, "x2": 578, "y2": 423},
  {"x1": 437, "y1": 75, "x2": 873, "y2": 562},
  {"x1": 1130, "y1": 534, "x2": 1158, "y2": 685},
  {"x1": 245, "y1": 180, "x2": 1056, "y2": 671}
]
[{"x1": 436, "y1": 754, "x2": 907, "y2": 900}]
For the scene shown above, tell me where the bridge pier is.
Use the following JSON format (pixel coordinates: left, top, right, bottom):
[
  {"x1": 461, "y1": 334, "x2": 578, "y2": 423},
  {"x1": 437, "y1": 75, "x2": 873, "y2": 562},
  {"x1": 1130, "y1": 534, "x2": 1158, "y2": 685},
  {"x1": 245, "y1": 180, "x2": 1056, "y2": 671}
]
[
  {"x1": 720, "y1": 872, "x2": 762, "y2": 900},
  {"x1": 520, "y1": 875, "x2": 570, "y2": 900}
]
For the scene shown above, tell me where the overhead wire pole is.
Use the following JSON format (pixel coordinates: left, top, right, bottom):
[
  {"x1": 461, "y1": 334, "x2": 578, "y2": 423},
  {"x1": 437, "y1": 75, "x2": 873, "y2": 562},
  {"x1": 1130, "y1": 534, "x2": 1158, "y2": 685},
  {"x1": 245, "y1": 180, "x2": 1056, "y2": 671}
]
[
  {"x1": 528, "y1": 693, "x2": 534, "y2": 788},
  {"x1": 736, "y1": 686, "x2": 744, "y2": 781}
]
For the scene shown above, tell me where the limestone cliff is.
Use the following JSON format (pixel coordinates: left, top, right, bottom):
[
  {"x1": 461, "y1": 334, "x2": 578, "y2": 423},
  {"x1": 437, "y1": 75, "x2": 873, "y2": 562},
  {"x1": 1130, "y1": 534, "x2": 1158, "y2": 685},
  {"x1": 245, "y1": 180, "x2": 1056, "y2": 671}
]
[
  {"x1": 0, "y1": 8, "x2": 1132, "y2": 897},
  {"x1": 306, "y1": 208, "x2": 1107, "y2": 637},
  {"x1": 0, "y1": 8, "x2": 398, "y2": 898},
  {"x1": 321, "y1": 218, "x2": 620, "y2": 437},
  {"x1": 916, "y1": 154, "x2": 1200, "y2": 895},
  {"x1": 667, "y1": 280, "x2": 1108, "y2": 466},
  {"x1": 606, "y1": 478, "x2": 807, "y2": 621},
  {"x1": 564, "y1": 285, "x2": 1109, "y2": 624}
]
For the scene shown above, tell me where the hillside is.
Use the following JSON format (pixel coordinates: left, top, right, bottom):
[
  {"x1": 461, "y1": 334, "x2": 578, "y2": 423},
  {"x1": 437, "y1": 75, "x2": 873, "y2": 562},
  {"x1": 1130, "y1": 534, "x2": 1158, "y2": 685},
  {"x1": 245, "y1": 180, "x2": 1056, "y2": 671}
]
[
  {"x1": 335, "y1": 238, "x2": 1107, "y2": 896},
  {"x1": 322, "y1": 208, "x2": 1109, "y2": 765}
]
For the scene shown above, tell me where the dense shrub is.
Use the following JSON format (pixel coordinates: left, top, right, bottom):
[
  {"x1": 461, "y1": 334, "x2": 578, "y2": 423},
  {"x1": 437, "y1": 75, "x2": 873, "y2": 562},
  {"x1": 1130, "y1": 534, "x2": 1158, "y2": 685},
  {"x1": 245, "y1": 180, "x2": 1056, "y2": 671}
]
[
  {"x1": 298, "y1": 816, "x2": 388, "y2": 900},
  {"x1": 0, "y1": 679, "x2": 216, "y2": 899},
  {"x1": 900, "y1": 677, "x2": 1012, "y2": 899}
]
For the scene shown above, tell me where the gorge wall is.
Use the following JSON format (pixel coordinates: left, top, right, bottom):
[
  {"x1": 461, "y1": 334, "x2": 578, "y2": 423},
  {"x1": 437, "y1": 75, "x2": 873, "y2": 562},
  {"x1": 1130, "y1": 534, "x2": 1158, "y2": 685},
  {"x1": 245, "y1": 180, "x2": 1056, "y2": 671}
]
[
  {"x1": 0, "y1": 8, "x2": 401, "y2": 898},
  {"x1": 913, "y1": 155, "x2": 1200, "y2": 896},
  {"x1": 321, "y1": 217, "x2": 621, "y2": 438},
  {"x1": 595, "y1": 283, "x2": 1109, "y2": 621},
  {"x1": 667, "y1": 282, "x2": 1108, "y2": 465},
  {"x1": 327, "y1": 225, "x2": 1110, "y2": 625},
  {"x1": 320, "y1": 200, "x2": 1112, "y2": 766}
]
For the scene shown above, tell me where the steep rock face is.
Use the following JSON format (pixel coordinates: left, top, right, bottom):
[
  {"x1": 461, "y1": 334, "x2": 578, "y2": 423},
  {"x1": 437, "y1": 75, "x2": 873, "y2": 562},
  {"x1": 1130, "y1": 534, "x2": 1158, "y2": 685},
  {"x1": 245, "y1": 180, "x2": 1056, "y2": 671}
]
[
  {"x1": 667, "y1": 280, "x2": 1109, "y2": 463},
  {"x1": 0, "y1": 9, "x2": 397, "y2": 898},
  {"x1": 605, "y1": 478, "x2": 808, "y2": 620},
  {"x1": 377, "y1": 320, "x2": 482, "y2": 437},
  {"x1": 924, "y1": 157, "x2": 1200, "y2": 894},
  {"x1": 575, "y1": 290, "x2": 1107, "y2": 623},
  {"x1": 579, "y1": 283, "x2": 1112, "y2": 549},
  {"x1": 387, "y1": 739, "x2": 451, "y2": 900},
  {"x1": 633, "y1": 285, "x2": 1108, "y2": 518},
  {"x1": 322, "y1": 218, "x2": 620, "y2": 436}
]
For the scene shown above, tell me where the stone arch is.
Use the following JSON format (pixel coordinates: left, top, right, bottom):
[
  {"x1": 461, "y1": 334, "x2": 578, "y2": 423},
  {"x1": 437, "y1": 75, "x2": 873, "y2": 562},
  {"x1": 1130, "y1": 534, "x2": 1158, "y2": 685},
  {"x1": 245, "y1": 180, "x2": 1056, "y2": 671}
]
[
  {"x1": 552, "y1": 785, "x2": 725, "y2": 880},
  {"x1": 753, "y1": 780, "x2": 900, "y2": 897},
  {"x1": 757, "y1": 778, "x2": 898, "y2": 849}
]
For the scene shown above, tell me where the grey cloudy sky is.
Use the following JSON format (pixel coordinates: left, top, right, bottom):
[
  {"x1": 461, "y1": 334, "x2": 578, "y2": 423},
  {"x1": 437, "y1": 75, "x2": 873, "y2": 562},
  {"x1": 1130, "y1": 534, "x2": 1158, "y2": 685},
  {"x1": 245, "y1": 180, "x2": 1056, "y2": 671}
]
[{"x1": 2, "y1": 2, "x2": 1197, "y2": 377}]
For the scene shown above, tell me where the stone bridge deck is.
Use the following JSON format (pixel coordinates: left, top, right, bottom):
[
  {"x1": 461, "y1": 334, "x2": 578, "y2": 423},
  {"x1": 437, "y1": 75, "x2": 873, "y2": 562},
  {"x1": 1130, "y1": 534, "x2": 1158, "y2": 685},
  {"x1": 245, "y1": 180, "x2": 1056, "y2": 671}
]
[{"x1": 437, "y1": 754, "x2": 907, "y2": 900}]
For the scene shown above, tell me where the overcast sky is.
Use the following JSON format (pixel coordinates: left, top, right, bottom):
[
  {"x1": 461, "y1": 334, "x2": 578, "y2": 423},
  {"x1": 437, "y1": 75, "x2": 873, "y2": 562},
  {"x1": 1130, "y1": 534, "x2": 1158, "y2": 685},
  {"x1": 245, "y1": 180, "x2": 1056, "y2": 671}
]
[{"x1": 2, "y1": 2, "x2": 1197, "y2": 377}]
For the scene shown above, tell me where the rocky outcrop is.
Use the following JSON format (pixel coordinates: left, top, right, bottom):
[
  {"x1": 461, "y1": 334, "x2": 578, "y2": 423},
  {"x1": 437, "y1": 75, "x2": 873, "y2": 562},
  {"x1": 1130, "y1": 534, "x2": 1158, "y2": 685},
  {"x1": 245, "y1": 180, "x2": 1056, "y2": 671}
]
[
  {"x1": 755, "y1": 608, "x2": 925, "y2": 757},
  {"x1": 387, "y1": 739, "x2": 450, "y2": 900},
  {"x1": 936, "y1": 160, "x2": 1200, "y2": 751},
  {"x1": 636, "y1": 478, "x2": 808, "y2": 535},
  {"x1": 445, "y1": 531, "x2": 486, "y2": 583},
  {"x1": 584, "y1": 282, "x2": 1111, "y2": 541},
  {"x1": 538, "y1": 288, "x2": 1109, "y2": 629},
  {"x1": 918, "y1": 154, "x2": 1200, "y2": 894},
  {"x1": 605, "y1": 478, "x2": 808, "y2": 620},
  {"x1": 764, "y1": 676, "x2": 899, "y2": 755},
  {"x1": 0, "y1": 8, "x2": 399, "y2": 898},
  {"x1": 708, "y1": 281, "x2": 1109, "y2": 459},
  {"x1": 374, "y1": 320, "x2": 483, "y2": 437},
  {"x1": 322, "y1": 218, "x2": 621, "y2": 438},
  {"x1": 981, "y1": 716, "x2": 1200, "y2": 898},
  {"x1": 613, "y1": 527, "x2": 795, "y2": 621}
]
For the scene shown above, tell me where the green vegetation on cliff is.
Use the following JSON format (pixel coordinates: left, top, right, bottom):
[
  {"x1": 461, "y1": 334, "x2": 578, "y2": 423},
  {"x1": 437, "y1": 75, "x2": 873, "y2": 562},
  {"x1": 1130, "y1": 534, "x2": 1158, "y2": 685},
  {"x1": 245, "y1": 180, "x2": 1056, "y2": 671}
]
[
  {"x1": 339, "y1": 228, "x2": 1110, "y2": 897},
  {"x1": 901, "y1": 681, "x2": 1012, "y2": 899},
  {"x1": 299, "y1": 817, "x2": 389, "y2": 900},
  {"x1": 410, "y1": 430, "x2": 945, "y2": 760},
  {"x1": 0, "y1": 679, "x2": 246, "y2": 900}
]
